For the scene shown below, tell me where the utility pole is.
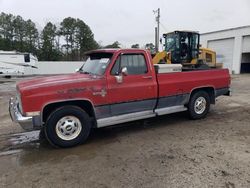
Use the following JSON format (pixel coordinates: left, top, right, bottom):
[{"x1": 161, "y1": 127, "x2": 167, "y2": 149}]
[{"x1": 153, "y1": 8, "x2": 160, "y2": 52}]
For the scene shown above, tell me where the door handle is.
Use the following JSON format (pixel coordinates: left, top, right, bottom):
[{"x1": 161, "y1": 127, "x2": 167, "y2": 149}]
[{"x1": 142, "y1": 76, "x2": 153, "y2": 79}]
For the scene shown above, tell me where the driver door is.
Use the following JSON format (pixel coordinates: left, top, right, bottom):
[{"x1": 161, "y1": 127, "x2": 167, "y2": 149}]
[{"x1": 107, "y1": 53, "x2": 157, "y2": 116}]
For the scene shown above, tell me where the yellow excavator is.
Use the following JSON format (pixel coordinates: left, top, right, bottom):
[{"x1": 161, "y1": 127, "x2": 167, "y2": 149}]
[{"x1": 152, "y1": 31, "x2": 222, "y2": 69}]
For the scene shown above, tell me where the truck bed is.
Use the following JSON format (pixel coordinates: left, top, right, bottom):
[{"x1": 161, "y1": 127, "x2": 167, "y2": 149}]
[{"x1": 155, "y1": 68, "x2": 230, "y2": 109}]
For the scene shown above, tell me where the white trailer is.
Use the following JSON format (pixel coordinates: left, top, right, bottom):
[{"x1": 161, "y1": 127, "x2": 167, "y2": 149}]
[{"x1": 0, "y1": 51, "x2": 38, "y2": 77}]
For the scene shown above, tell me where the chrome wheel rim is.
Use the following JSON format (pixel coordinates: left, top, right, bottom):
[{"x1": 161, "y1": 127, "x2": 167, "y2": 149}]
[
  {"x1": 55, "y1": 116, "x2": 82, "y2": 141},
  {"x1": 194, "y1": 97, "x2": 207, "y2": 114}
]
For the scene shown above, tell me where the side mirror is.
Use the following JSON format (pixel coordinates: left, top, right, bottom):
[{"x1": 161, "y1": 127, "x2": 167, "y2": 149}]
[
  {"x1": 75, "y1": 68, "x2": 80, "y2": 72},
  {"x1": 115, "y1": 67, "x2": 128, "y2": 84},
  {"x1": 121, "y1": 67, "x2": 128, "y2": 76},
  {"x1": 160, "y1": 38, "x2": 162, "y2": 44}
]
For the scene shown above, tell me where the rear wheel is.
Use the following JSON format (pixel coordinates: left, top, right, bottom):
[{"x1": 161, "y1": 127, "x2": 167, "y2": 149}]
[
  {"x1": 45, "y1": 106, "x2": 91, "y2": 148},
  {"x1": 39, "y1": 127, "x2": 45, "y2": 140},
  {"x1": 188, "y1": 91, "x2": 210, "y2": 119}
]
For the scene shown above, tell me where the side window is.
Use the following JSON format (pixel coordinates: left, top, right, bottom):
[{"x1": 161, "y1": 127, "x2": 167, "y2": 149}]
[
  {"x1": 111, "y1": 54, "x2": 148, "y2": 75},
  {"x1": 205, "y1": 53, "x2": 212, "y2": 63},
  {"x1": 121, "y1": 54, "x2": 148, "y2": 75},
  {"x1": 24, "y1": 54, "x2": 30, "y2": 63}
]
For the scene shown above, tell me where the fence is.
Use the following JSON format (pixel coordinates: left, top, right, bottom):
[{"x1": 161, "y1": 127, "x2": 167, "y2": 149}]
[{"x1": 34, "y1": 61, "x2": 84, "y2": 75}]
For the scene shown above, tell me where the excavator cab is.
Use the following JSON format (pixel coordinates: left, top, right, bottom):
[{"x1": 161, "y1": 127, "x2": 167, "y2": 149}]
[
  {"x1": 163, "y1": 31, "x2": 200, "y2": 64},
  {"x1": 153, "y1": 30, "x2": 219, "y2": 69}
]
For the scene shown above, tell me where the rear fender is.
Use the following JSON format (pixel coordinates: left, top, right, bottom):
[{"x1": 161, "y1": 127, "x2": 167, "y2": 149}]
[{"x1": 188, "y1": 86, "x2": 216, "y2": 104}]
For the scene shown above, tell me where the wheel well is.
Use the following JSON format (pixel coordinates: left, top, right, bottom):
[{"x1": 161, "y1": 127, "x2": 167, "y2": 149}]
[
  {"x1": 42, "y1": 100, "x2": 95, "y2": 123},
  {"x1": 190, "y1": 87, "x2": 215, "y2": 104}
]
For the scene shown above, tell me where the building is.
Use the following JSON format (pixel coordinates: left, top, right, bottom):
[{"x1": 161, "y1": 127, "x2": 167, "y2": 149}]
[{"x1": 201, "y1": 26, "x2": 250, "y2": 74}]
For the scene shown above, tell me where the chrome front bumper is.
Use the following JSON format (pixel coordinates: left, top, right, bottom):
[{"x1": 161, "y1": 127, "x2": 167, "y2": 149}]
[{"x1": 9, "y1": 97, "x2": 34, "y2": 131}]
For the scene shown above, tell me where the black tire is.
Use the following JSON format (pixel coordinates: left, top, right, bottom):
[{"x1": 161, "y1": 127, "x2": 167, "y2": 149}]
[
  {"x1": 44, "y1": 105, "x2": 91, "y2": 148},
  {"x1": 39, "y1": 127, "x2": 45, "y2": 140},
  {"x1": 188, "y1": 90, "x2": 210, "y2": 120}
]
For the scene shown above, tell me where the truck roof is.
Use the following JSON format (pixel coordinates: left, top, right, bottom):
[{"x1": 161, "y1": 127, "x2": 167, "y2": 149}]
[{"x1": 0, "y1": 50, "x2": 30, "y2": 55}]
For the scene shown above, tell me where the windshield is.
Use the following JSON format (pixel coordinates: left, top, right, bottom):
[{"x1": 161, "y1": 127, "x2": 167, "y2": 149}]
[
  {"x1": 80, "y1": 53, "x2": 113, "y2": 75},
  {"x1": 165, "y1": 33, "x2": 178, "y2": 51}
]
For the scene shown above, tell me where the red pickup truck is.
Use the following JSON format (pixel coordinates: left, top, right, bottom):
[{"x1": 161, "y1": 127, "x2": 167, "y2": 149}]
[{"x1": 9, "y1": 49, "x2": 231, "y2": 147}]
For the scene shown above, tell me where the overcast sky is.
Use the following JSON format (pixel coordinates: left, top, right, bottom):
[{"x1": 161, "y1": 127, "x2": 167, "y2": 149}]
[{"x1": 0, "y1": 0, "x2": 250, "y2": 47}]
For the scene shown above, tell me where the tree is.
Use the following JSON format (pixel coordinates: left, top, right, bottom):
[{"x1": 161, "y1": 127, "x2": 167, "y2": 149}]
[
  {"x1": 60, "y1": 17, "x2": 99, "y2": 60},
  {"x1": 131, "y1": 44, "x2": 139, "y2": 48},
  {"x1": 13, "y1": 15, "x2": 26, "y2": 51},
  {"x1": 24, "y1": 19, "x2": 39, "y2": 54},
  {"x1": 104, "y1": 41, "x2": 120, "y2": 48},
  {"x1": 75, "y1": 19, "x2": 99, "y2": 60},
  {"x1": 0, "y1": 12, "x2": 99, "y2": 61},
  {"x1": 0, "y1": 13, "x2": 15, "y2": 50},
  {"x1": 0, "y1": 13, "x2": 40, "y2": 57},
  {"x1": 60, "y1": 17, "x2": 77, "y2": 60},
  {"x1": 40, "y1": 22, "x2": 61, "y2": 61}
]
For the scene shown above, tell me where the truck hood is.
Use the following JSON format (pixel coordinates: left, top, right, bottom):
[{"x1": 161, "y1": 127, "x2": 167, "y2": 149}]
[{"x1": 17, "y1": 73, "x2": 101, "y2": 92}]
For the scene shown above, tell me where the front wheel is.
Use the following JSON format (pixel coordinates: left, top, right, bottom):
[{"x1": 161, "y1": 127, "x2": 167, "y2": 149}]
[
  {"x1": 188, "y1": 91, "x2": 210, "y2": 120},
  {"x1": 45, "y1": 106, "x2": 91, "y2": 148}
]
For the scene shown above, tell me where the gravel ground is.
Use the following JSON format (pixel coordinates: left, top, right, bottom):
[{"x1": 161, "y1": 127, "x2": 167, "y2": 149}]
[{"x1": 0, "y1": 75, "x2": 250, "y2": 188}]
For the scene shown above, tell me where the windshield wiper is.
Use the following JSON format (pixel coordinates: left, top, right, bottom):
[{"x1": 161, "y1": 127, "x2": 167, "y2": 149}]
[{"x1": 81, "y1": 71, "x2": 91, "y2": 74}]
